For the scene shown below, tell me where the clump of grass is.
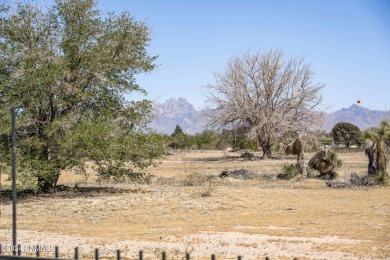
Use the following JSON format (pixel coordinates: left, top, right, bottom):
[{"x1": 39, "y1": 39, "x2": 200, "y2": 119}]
[
  {"x1": 278, "y1": 158, "x2": 315, "y2": 180},
  {"x1": 199, "y1": 182, "x2": 216, "y2": 197},
  {"x1": 371, "y1": 171, "x2": 389, "y2": 186},
  {"x1": 278, "y1": 164, "x2": 301, "y2": 180},
  {"x1": 241, "y1": 151, "x2": 254, "y2": 160},
  {"x1": 326, "y1": 171, "x2": 338, "y2": 180},
  {"x1": 179, "y1": 172, "x2": 208, "y2": 186}
]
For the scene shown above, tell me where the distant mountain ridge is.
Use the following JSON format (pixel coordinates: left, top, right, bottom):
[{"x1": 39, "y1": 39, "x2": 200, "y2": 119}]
[
  {"x1": 149, "y1": 98, "x2": 207, "y2": 135},
  {"x1": 322, "y1": 104, "x2": 389, "y2": 132},
  {"x1": 149, "y1": 98, "x2": 389, "y2": 134}
]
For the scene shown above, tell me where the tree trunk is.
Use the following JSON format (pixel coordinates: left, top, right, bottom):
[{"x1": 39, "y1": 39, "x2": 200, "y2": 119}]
[
  {"x1": 261, "y1": 144, "x2": 273, "y2": 159},
  {"x1": 37, "y1": 171, "x2": 60, "y2": 193},
  {"x1": 365, "y1": 144, "x2": 377, "y2": 175},
  {"x1": 376, "y1": 140, "x2": 388, "y2": 175},
  {"x1": 297, "y1": 159, "x2": 307, "y2": 177},
  {"x1": 259, "y1": 136, "x2": 273, "y2": 159}
]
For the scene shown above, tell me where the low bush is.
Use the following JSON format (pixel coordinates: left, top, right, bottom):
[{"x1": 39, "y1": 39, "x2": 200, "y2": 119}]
[
  {"x1": 179, "y1": 172, "x2": 209, "y2": 186},
  {"x1": 371, "y1": 171, "x2": 389, "y2": 186},
  {"x1": 278, "y1": 163, "x2": 301, "y2": 180}
]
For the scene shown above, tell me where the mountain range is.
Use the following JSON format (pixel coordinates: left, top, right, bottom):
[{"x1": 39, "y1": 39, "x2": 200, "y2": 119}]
[
  {"x1": 321, "y1": 104, "x2": 389, "y2": 131},
  {"x1": 150, "y1": 98, "x2": 389, "y2": 134},
  {"x1": 149, "y1": 98, "x2": 207, "y2": 135}
]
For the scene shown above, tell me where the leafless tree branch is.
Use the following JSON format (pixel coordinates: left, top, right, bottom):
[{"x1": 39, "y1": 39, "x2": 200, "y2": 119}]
[{"x1": 205, "y1": 49, "x2": 325, "y2": 158}]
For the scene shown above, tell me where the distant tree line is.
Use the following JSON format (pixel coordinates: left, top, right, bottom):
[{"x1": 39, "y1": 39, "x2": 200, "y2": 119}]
[
  {"x1": 167, "y1": 124, "x2": 258, "y2": 150},
  {"x1": 168, "y1": 121, "x2": 390, "y2": 152}
]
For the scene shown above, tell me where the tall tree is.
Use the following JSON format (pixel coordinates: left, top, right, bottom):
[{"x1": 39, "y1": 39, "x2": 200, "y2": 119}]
[
  {"x1": 331, "y1": 122, "x2": 361, "y2": 147},
  {"x1": 169, "y1": 124, "x2": 193, "y2": 149},
  {"x1": 171, "y1": 124, "x2": 184, "y2": 137},
  {"x1": 205, "y1": 49, "x2": 324, "y2": 158},
  {"x1": 0, "y1": 0, "x2": 165, "y2": 192}
]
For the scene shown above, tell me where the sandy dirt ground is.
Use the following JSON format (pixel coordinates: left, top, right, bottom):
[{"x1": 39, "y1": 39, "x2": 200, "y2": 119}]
[{"x1": 0, "y1": 150, "x2": 389, "y2": 259}]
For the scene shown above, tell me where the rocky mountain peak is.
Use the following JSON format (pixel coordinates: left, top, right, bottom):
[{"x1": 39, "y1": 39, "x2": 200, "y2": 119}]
[
  {"x1": 155, "y1": 97, "x2": 195, "y2": 116},
  {"x1": 149, "y1": 98, "x2": 389, "y2": 134},
  {"x1": 323, "y1": 105, "x2": 388, "y2": 131},
  {"x1": 149, "y1": 98, "x2": 206, "y2": 135}
]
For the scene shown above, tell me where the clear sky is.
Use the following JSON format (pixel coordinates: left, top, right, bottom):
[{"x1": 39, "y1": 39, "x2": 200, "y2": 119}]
[
  {"x1": 8, "y1": 0, "x2": 390, "y2": 112},
  {"x1": 97, "y1": 0, "x2": 390, "y2": 113}
]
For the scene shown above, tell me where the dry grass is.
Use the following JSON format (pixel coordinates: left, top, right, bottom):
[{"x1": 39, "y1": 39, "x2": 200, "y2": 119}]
[{"x1": 0, "y1": 150, "x2": 389, "y2": 259}]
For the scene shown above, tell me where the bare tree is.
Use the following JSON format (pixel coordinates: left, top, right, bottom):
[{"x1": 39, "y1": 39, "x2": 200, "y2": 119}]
[{"x1": 206, "y1": 49, "x2": 324, "y2": 158}]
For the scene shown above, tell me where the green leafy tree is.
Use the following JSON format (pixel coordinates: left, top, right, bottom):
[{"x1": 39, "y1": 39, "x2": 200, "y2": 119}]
[
  {"x1": 171, "y1": 124, "x2": 184, "y2": 137},
  {"x1": 331, "y1": 122, "x2": 361, "y2": 147},
  {"x1": 169, "y1": 124, "x2": 185, "y2": 149},
  {"x1": 193, "y1": 130, "x2": 215, "y2": 150},
  {"x1": 0, "y1": 0, "x2": 165, "y2": 192}
]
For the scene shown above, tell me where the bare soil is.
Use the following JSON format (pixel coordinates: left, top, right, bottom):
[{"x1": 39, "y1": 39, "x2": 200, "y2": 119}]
[{"x1": 0, "y1": 150, "x2": 389, "y2": 259}]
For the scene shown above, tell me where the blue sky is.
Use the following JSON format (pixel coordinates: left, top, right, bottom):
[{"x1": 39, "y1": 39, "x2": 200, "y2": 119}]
[
  {"x1": 97, "y1": 0, "x2": 389, "y2": 113},
  {"x1": 7, "y1": 0, "x2": 390, "y2": 112}
]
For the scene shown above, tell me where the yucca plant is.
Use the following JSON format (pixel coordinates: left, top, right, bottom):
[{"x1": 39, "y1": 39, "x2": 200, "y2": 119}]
[
  {"x1": 363, "y1": 119, "x2": 390, "y2": 176},
  {"x1": 278, "y1": 159, "x2": 311, "y2": 180},
  {"x1": 278, "y1": 163, "x2": 301, "y2": 180},
  {"x1": 372, "y1": 171, "x2": 389, "y2": 186},
  {"x1": 308, "y1": 149, "x2": 342, "y2": 179}
]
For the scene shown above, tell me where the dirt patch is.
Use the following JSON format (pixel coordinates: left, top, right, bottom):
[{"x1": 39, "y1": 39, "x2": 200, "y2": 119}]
[
  {"x1": 0, "y1": 151, "x2": 389, "y2": 259},
  {"x1": 0, "y1": 229, "x2": 370, "y2": 259}
]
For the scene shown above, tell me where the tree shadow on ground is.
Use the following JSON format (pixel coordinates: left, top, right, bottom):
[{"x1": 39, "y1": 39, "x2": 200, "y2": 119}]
[{"x1": 0, "y1": 186, "x2": 132, "y2": 204}]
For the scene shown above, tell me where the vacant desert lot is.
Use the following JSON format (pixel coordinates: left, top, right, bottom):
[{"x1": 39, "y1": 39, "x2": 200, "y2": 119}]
[{"x1": 0, "y1": 150, "x2": 389, "y2": 259}]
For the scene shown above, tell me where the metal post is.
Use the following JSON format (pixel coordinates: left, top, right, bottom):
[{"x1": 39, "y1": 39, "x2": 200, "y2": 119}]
[
  {"x1": 370, "y1": 106, "x2": 372, "y2": 130},
  {"x1": 55, "y1": 246, "x2": 59, "y2": 258},
  {"x1": 17, "y1": 245, "x2": 21, "y2": 256},
  {"x1": 162, "y1": 251, "x2": 166, "y2": 260},
  {"x1": 11, "y1": 107, "x2": 17, "y2": 256},
  {"x1": 74, "y1": 247, "x2": 78, "y2": 260},
  {"x1": 211, "y1": 254, "x2": 216, "y2": 260},
  {"x1": 186, "y1": 253, "x2": 190, "y2": 260},
  {"x1": 139, "y1": 250, "x2": 143, "y2": 260},
  {"x1": 36, "y1": 245, "x2": 40, "y2": 257},
  {"x1": 116, "y1": 250, "x2": 120, "y2": 260},
  {"x1": 238, "y1": 256, "x2": 242, "y2": 260},
  {"x1": 95, "y1": 248, "x2": 99, "y2": 260}
]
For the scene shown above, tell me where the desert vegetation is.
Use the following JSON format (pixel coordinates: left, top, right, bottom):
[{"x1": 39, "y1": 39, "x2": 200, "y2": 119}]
[
  {"x1": 0, "y1": 0, "x2": 389, "y2": 259},
  {"x1": 205, "y1": 50, "x2": 324, "y2": 159},
  {"x1": 0, "y1": 0, "x2": 166, "y2": 193},
  {"x1": 1, "y1": 150, "x2": 389, "y2": 259}
]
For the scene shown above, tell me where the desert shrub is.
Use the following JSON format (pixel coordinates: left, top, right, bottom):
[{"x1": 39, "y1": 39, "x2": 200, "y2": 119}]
[
  {"x1": 326, "y1": 171, "x2": 338, "y2": 180},
  {"x1": 179, "y1": 172, "x2": 208, "y2": 186},
  {"x1": 308, "y1": 149, "x2": 342, "y2": 180},
  {"x1": 199, "y1": 182, "x2": 217, "y2": 197},
  {"x1": 278, "y1": 164, "x2": 301, "y2": 180},
  {"x1": 371, "y1": 171, "x2": 389, "y2": 186},
  {"x1": 241, "y1": 151, "x2": 254, "y2": 159},
  {"x1": 219, "y1": 169, "x2": 259, "y2": 179}
]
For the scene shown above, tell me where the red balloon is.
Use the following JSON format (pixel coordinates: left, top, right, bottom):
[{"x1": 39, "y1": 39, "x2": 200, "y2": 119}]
[{"x1": 357, "y1": 100, "x2": 361, "y2": 104}]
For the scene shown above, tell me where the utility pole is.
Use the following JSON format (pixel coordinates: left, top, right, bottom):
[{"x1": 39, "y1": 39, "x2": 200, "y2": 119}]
[
  {"x1": 11, "y1": 107, "x2": 17, "y2": 256},
  {"x1": 369, "y1": 106, "x2": 372, "y2": 130}
]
